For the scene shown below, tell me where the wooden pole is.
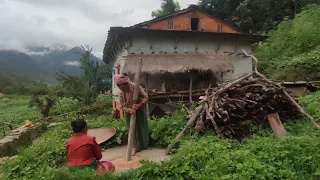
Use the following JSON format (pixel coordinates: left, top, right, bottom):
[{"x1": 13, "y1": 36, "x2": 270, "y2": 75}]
[
  {"x1": 165, "y1": 102, "x2": 204, "y2": 155},
  {"x1": 126, "y1": 58, "x2": 143, "y2": 161},
  {"x1": 189, "y1": 76, "x2": 193, "y2": 103},
  {"x1": 266, "y1": 113, "x2": 286, "y2": 138},
  {"x1": 145, "y1": 74, "x2": 151, "y2": 120}
]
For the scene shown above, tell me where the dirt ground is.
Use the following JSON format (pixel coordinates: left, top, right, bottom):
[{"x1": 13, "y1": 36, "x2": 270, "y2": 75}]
[{"x1": 101, "y1": 145, "x2": 170, "y2": 172}]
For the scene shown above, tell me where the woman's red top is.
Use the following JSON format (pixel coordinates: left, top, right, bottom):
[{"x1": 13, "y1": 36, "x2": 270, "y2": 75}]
[{"x1": 66, "y1": 133, "x2": 102, "y2": 166}]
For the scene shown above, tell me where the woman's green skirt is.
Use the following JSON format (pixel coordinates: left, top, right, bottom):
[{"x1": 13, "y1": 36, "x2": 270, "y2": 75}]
[
  {"x1": 124, "y1": 106, "x2": 149, "y2": 150},
  {"x1": 68, "y1": 159, "x2": 96, "y2": 172}
]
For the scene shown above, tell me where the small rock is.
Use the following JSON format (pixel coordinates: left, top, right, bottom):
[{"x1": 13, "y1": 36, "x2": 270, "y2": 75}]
[
  {"x1": 48, "y1": 123, "x2": 60, "y2": 128},
  {"x1": 0, "y1": 138, "x2": 13, "y2": 144},
  {"x1": 12, "y1": 129, "x2": 20, "y2": 133},
  {"x1": 5, "y1": 136, "x2": 17, "y2": 140},
  {"x1": 0, "y1": 156, "x2": 10, "y2": 164},
  {"x1": 2, "y1": 98, "x2": 10, "y2": 103},
  {"x1": 9, "y1": 156, "x2": 17, "y2": 160}
]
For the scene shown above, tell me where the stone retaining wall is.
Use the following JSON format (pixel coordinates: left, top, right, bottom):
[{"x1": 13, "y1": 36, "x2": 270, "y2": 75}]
[{"x1": 0, "y1": 123, "x2": 48, "y2": 157}]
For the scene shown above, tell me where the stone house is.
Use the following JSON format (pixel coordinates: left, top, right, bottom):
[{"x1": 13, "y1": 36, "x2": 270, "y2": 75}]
[{"x1": 103, "y1": 6, "x2": 266, "y2": 118}]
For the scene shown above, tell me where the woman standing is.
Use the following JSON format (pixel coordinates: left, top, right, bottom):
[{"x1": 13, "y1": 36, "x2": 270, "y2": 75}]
[{"x1": 115, "y1": 74, "x2": 149, "y2": 154}]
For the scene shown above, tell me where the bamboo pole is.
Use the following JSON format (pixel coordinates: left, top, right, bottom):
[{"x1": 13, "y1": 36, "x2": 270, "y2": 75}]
[{"x1": 126, "y1": 58, "x2": 143, "y2": 161}]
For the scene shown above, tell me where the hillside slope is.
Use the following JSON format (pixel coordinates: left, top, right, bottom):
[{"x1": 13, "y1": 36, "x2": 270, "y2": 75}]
[
  {"x1": 35, "y1": 46, "x2": 102, "y2": 76},
  {"x1": 0, "y1": 46, "x2": 102, "y2": 82},
  {"x1": 0, "y1": 50, "x2": 47, "y2": 80},
  {"x1": 254, "y1": 5, "x2": 320, "y2": 81}
]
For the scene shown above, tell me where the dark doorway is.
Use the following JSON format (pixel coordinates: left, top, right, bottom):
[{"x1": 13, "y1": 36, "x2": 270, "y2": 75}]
[{"x1": 191, "y1": 18, "x2": 199, "y2": 31}]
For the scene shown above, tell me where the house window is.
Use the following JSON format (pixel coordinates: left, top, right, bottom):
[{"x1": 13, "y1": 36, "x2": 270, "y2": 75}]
[
  {"x1": 218, "y1": 25, "x2": 223, "y2": 32},
  {"x1": 167, "y1": 21, "x2": 174, "y2": 30},
  {"x1": 191, "y1": 18, "x2": 199, "y2": 31}
]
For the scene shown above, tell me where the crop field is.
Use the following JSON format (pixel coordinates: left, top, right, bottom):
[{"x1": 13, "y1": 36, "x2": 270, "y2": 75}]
[
  {"x1": 0, "y1": 94, "x2": 88, "y2": 138},
  {"x1": 0, "y1": 95, "x2": 40, "y2": 125}
]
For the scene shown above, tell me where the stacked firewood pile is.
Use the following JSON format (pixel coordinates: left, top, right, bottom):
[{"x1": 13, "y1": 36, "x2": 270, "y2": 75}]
[
  {"x1": 194, "y1": 77, "x2": 298, "y2": 139},
  {"x1": 166, "y1": 50, "x2": 320, "y2": 154}
]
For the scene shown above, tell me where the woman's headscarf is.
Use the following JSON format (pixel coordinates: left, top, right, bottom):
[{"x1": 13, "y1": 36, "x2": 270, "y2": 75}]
[{"x1": 115, "y1": 74, "x2": 129, "y2": 85}]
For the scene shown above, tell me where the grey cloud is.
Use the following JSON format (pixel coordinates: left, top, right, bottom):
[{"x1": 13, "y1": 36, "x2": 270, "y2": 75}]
[
  {"x1": 0, "y1": 0, "x2": 198, "y2": 56},
  {"x1": 11, "y1": 0, "x2": 135, "y2": 23}
]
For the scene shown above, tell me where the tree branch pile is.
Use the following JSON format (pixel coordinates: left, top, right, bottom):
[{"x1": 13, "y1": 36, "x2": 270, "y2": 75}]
[
  {"x1": 194, "y1": 76, "x2": 298, "y2": 139},
  {"x1": 166, "y1": 50, "x2": 320, "y2": 154}
]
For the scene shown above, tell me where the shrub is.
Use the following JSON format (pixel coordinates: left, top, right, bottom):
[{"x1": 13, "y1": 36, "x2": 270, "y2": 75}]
[{"x1": 254, "y1": 5, "x2": 320, "y2": 80}]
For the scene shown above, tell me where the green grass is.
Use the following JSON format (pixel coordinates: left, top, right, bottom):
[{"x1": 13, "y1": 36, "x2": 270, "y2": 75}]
[
  {"x1": 122, "y1": 120, "x2": 320, "y2": 180},
  {"x1": 1, "y1": 106, "x2": 188, "y2": 179},
  {"x1": 0, "y1": 94, "x2": 111, "y2": 138},
  {"x1": 2, "y1": 92, "x2": 320, "y2": 179},
  {"x1": 0, "y1": 94, "x2": 110, "y2": 127}
]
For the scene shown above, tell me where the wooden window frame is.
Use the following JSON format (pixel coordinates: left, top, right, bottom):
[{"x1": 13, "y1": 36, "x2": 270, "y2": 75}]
[
  {"x1": 167, "y1": 21, "x2": 174, "y2": 30},
  {"x1": 218, "y1": 25, "x2": 223, "y2": 32}
]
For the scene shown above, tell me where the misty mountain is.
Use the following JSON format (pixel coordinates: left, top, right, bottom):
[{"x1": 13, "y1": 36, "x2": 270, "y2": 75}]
[
  {"x1": 0, "y1": 50, "x2": 47, "y2": 80},
  {"x1": 0, "y1": 46, "x2": 103, "y2": 83},
  {"x1": 31, "y1": 46, "x2": 102, "y2": 76}
]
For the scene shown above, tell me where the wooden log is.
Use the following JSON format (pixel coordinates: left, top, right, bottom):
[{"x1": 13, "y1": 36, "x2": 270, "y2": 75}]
[
  {"x1": 145, "y1": 74, "x2": 151, "y2": 120},
  {"x1": 126, "y1": 58, "x2": 142, "y2": 162},
  {"x1": 243, "y1": 49, "x2": 320, "y2": 129},
  {"x1": 149, "y1": 92, "x2": 204, "y2": 99},
  {"x1": 266, "y1": 113, "x2": 286, "y2": 138},
  {"x1": 165, "y1": 104, "x2": 204, "y2": 155},
  {"x1": 195, "y1": 110, "x2": 205, "y2": 132},
  {"x1": 210, "y1": 73, "x2": 254, "y2": 108},
  {"x1": 189, "y1": 76, "x2": 193, "y2": 103},
  {"x1": 204, "y1": 103, "x2": 220, "y2": 133}
]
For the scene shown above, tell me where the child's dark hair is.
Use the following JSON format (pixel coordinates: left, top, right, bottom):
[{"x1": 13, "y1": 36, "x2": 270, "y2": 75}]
[{"x1": 71, "y1": 119, "x2": 87, "y2": 133}]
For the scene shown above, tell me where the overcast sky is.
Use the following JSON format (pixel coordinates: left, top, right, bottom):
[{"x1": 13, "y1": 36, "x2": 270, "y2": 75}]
[{"x1": 0, "y1": 0, "x2": 198, "y2": 58}]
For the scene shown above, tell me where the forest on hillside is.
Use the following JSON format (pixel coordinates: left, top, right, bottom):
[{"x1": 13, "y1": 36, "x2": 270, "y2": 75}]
[{"x1": 153, "y1": 0, "x2": 320, "y2": 34}]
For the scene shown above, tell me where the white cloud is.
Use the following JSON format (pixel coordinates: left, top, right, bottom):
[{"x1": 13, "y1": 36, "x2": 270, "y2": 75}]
[
  {"x1": 64, "y1": 61, "x2": 81, "y2": 67},
  {"x1": 0, "y1": 0, "x2": 198, "y2": 56}
]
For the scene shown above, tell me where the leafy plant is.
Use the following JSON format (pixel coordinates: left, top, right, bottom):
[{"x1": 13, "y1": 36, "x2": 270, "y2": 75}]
[
  {"x1": 148, "y1": 109, "x2": 191, "y2": 147},
  {"x1": 121, "y1": 120, "x2": 320, "y2": 180}
]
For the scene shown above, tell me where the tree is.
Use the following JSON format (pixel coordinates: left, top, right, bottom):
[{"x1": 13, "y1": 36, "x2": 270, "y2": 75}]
[
  {"x1": 152, "y1": 0, "x2": 181, "y2": 18},
  {"x1": 198, "y1": 0, "x2": 320, "y2": 34},
  {"x1": 30, "y1": 94, "x2": 56, "y2": 118},
  {"x1": 57, "y1": 46, "x2": 110, "y2": 105},
  {"x1": 97, "y1": 64, "x2": 112, "y2": 91},
  {"x1": 198, "y1": 0, "x2": 242, "y2": 20}
]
